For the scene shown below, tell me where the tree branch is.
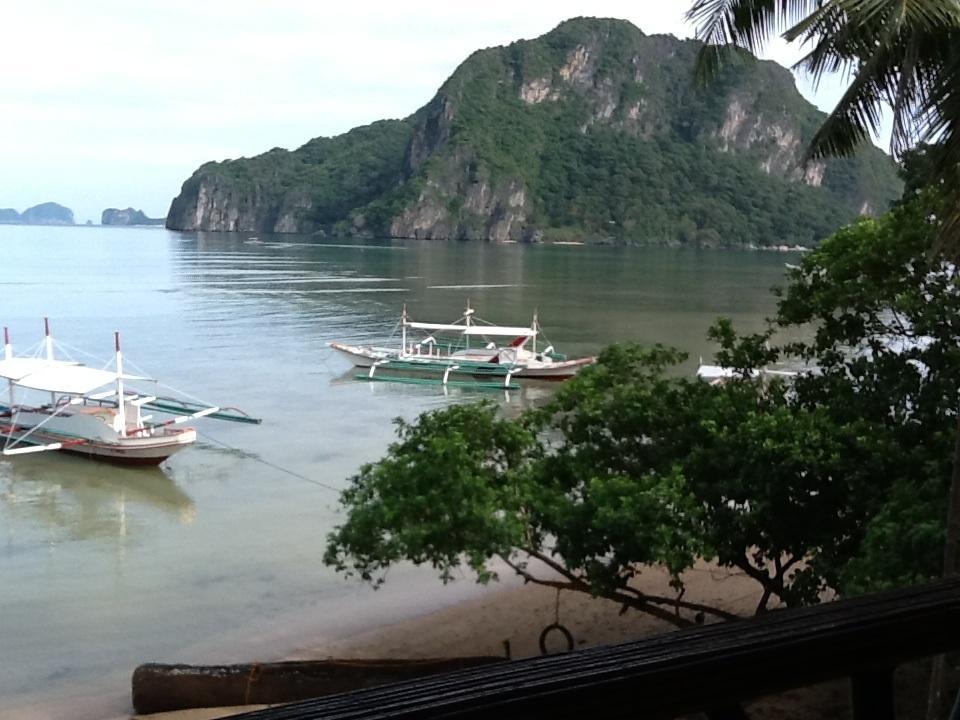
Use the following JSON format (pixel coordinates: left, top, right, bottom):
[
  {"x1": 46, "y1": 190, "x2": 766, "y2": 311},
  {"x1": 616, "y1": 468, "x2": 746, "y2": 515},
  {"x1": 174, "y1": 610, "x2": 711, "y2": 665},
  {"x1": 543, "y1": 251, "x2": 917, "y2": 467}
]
[
  {"x1": 735, "y1": 554, "x2": 778, "y2": 614},
  {"x1": 735, "y1": 554, "x2": 773, "y2": 586},
  {"x1": 616, "y1": 584, "x2": 741, "y2": 622},
  {"x1": 500, "y1": 553, "x2": 738, "y2": 627},
  {"x1": 502, "y1": 552, "x2": 590, "y2": 591},
  {"x1": 499, "y1": 554, "x2": 691, "y2": 627}
]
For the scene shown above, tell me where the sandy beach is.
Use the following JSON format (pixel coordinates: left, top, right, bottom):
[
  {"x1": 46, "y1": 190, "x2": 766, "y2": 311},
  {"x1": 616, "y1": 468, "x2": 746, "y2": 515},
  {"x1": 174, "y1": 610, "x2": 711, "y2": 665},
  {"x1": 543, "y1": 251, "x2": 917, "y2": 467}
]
[
  {"x1": 126, "y1": 562, "x2": 857, "y2": 720},
  {"x1": 7, "y1": 560, "x2": 938, "y2": 720}
]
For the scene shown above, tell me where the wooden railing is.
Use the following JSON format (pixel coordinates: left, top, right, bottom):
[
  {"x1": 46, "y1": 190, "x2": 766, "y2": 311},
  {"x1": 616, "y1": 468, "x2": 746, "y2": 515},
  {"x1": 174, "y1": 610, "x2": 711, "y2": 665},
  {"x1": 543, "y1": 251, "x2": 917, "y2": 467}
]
[{"x1": 225, "y1": 577, "x2": 960, "y2": 720}]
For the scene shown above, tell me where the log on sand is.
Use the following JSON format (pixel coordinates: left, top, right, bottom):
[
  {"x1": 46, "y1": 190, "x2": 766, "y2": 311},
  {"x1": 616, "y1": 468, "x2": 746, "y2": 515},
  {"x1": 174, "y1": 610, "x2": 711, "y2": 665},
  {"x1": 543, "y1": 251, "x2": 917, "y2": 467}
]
[{"x1": 132, "y1": 657, "x2": 505, "y2": 714}]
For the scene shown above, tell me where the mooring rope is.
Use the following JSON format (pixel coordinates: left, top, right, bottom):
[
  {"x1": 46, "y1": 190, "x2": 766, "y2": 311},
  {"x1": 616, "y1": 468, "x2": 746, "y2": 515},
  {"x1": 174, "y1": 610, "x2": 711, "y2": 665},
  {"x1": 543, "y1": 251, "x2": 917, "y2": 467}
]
[{"x1": 197, "y1": 429, "x2": 343, "y2": 494}]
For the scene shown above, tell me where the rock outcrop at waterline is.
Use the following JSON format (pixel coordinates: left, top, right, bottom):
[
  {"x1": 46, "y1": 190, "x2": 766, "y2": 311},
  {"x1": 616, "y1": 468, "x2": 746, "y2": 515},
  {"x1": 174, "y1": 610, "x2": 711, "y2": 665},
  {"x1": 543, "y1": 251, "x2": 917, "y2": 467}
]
[
  {"x1": 166, "y1": 17, "x2": 901, "y2": 247},
  {"x1": 101, "y1": 207, "x2": 165, "y2": 226}
]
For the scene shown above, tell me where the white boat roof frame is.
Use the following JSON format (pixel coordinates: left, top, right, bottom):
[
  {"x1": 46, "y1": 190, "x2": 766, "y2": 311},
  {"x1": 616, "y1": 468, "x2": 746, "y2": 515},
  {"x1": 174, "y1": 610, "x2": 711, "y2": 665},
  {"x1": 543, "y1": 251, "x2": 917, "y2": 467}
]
[
  {"x1": 1, "y1": 360, "x2": 146, "y2": 396},
  {"x1": 0, "y1": 357, "x2": 80, "y2": 382},
  {"x1": 404, "y1": 321, "x2": 537, "y2": 338}
]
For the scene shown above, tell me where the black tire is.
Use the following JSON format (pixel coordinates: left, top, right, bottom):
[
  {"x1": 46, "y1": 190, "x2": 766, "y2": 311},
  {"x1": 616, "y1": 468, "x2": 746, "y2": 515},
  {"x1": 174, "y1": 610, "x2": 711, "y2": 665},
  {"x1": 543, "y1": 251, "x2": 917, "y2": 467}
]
[{"x1": 538, "y1": 623, "x2": 574, "y2": 654}]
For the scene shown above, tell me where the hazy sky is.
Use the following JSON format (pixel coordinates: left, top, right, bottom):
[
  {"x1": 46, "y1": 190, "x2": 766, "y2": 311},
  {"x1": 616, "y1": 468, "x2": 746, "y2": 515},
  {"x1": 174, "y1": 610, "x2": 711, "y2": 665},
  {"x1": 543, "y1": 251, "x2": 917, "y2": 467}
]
[{"x1": 1, "y1": 1, "x2": 882, "y2": 224}]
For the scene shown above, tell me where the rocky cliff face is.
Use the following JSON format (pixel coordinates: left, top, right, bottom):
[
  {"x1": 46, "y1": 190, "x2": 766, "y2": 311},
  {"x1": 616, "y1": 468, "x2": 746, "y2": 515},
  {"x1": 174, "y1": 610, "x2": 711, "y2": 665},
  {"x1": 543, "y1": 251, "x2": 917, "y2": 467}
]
[
  {"x1": 167, "y1": 120, "x2": 414, "y2": 235},
  {"x1": 167, "y1": 172, "x2": 317, "y2": 234},
  {"x1": 166, "y1": 17, "x2": 901, "y2": 246}
]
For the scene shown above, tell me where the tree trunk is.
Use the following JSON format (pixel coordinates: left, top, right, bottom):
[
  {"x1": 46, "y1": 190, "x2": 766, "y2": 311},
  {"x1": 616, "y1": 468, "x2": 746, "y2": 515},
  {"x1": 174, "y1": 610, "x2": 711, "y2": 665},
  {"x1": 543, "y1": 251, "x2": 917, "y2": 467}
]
[
  {"x1": 925, "y1": 413, "x2": 960, "y2": 720},
  {"x1": 942, "y1": 413, "x2": 960, "y2": 579}
]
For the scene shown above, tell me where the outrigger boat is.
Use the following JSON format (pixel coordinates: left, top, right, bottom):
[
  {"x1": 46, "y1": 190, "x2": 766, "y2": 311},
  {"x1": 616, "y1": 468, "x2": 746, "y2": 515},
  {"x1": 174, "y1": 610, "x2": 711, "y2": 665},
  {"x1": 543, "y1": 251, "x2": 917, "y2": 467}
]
[
  {"x1": 696, "y1": 358, "x2": 798, "y2": 386},
  {"x1": 330, "y1": 304, "x2": 596, "y2": 389},
  {"x1": 0, "y1": 320, "x2": 260, "y2": 466}
]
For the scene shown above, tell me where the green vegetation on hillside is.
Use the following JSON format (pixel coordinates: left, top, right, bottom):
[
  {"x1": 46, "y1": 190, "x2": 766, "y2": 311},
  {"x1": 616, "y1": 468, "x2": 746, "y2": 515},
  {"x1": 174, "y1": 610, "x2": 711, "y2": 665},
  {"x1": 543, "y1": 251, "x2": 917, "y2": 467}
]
[
  {"x1": 432, "y1": 17, "x2": 900, "y2": 245},
  {"x1": 168, "y1": 17, "x2": 902, "y2": 245},
  {"x1": 527, "y1": 129, "x2": 858, "y2": 245},
  {"x1": 172, "y1": 119, "x2": 414, "y2": 230}
]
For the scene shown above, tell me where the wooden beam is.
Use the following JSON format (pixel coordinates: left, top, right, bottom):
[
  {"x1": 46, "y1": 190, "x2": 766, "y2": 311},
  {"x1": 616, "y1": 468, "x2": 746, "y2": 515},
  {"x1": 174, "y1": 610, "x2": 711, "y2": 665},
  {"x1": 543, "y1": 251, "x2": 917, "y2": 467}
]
[{"x1": 706, "y1": 706, "x2": 749, "y2": 720}]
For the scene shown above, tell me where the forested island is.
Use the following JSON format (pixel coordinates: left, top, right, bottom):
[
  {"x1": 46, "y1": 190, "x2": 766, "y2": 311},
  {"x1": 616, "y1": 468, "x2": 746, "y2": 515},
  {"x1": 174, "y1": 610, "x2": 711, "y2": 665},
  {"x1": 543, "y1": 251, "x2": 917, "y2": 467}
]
[{"x1": 167, "y1": 17, "x2": 901, "y2": 246}]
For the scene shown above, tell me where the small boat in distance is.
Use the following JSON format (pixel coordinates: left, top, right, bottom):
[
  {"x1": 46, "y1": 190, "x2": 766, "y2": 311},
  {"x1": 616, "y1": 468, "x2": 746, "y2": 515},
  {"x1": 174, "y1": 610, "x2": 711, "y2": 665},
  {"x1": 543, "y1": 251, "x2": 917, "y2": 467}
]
[
  {"x1": 330, "y1": 304, "x2": 596, "y2": 388},
  {"x1": 0, "y1": 320, "x2": 261, "y2": 465},
  {"x1": 696, "y1": 357, "x2": 797, "y2": 386}
]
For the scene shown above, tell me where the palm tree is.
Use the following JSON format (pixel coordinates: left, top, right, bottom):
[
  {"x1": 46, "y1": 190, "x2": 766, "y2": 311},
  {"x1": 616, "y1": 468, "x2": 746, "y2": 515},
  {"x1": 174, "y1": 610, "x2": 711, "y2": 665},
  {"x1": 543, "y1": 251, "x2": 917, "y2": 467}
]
[
  {"x1": 687, "y1": 3, "x2": 960, "y2": 715},
  {"x1": 688, "y1": 0, "x2": 960, "y2": 236}
]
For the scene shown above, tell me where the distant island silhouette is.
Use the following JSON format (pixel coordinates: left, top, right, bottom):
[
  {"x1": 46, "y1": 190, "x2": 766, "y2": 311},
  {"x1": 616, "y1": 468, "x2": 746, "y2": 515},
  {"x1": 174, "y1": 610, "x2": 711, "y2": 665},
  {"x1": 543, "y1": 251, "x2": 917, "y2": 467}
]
[
  {"x1": 101, "y1": 207, "x2": 165, "y2": 226},
  {"x1": 0, "y1": 202, "x2": 74, "y2": 225},
  {"x1": 0, "y1": 203, "x2": 166, "y2": 226}
]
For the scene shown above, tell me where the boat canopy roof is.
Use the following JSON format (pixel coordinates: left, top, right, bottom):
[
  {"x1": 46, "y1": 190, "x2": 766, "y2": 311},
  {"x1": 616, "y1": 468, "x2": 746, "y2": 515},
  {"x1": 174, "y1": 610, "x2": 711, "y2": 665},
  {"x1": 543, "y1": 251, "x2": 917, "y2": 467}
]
[
  {"x1": 463, "y1": 326, "x2": 536, "y2": 337},
  {"x1": 405, "y1": 321, "x2": 469, "y2": 332},
  {"x1": 696, "y1": 364, "x2": 761, "y2": 380},
  {"x1": 406, "y1": 321, "x2": 536, "y2": 338},
  {"x1": 3, "y1": 361, "x2": 145, "y2": 395},
  {"x1": 0, "y1": 357, "x2": 79, "y2": 382}
]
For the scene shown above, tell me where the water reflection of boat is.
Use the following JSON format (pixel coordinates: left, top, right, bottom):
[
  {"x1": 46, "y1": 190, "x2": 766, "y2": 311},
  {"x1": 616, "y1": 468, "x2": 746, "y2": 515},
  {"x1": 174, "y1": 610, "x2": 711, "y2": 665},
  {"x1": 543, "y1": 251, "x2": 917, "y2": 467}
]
[
  {"x1": 0, "y1": 453, "x2": 195, "y2": 541},
  {"x1": 329, "y1": 367, "x2": 557, "y2": 409}
]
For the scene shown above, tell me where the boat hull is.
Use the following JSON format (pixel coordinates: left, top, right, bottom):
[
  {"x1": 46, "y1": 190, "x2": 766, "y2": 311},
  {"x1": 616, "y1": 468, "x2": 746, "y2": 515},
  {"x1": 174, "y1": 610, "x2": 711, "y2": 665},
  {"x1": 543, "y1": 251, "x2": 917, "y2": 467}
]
[
  {"x1": 512, "y1": 357, "x2": 595, "y2": 379},
  {"x1": 329, "y1": 342, "x2": 595, "y2": 380},
  {"x1": 1, "y1": 408, "x2": 196, "y2": 466}
]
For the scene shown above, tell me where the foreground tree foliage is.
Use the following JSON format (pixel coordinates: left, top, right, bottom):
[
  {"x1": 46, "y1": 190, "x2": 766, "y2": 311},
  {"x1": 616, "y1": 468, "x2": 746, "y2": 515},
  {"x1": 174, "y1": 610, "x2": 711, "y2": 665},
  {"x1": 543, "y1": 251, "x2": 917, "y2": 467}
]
[
  {"x1": 721, "y1": 187, "x2": 958, "y2": 593},
  {"x1": 687, "y1": 6, "x2": 960, "y2": 709},
  {"x1": 324, "y1": 187, "x2": 959, "y2": 627}
]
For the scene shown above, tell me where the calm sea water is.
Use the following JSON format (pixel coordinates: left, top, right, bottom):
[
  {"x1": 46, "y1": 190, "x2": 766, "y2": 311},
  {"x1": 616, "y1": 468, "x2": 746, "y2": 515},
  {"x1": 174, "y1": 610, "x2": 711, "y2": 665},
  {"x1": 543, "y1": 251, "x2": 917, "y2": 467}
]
[{"x1": 0, "y1": 226, "x2": 792, "y2": 717}]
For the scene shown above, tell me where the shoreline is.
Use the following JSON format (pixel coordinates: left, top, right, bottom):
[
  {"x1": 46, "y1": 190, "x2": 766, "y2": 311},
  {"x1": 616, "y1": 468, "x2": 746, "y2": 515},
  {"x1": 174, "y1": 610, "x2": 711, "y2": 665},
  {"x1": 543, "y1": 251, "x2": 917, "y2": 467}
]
[
  {"x1": 128, "y1": 562, "x2": 766, "y2": 720},
  {"x1": 8, "y1": 561, "x2": 879, "y2": 720},
  {"x1": 2, "y1": 562, "x2": 745, "y2": 720}
]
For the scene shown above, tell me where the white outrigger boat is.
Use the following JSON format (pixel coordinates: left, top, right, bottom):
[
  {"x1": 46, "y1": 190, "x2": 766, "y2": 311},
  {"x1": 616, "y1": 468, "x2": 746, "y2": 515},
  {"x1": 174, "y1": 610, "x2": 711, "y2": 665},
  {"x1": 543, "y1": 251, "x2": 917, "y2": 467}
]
[
  {"x1": 696, "y1": 358, "x2": 798, "y2": 386},
  {"x1": 330, "y1": 304, "x2": 596, "y2": 389},
  {"x1": 0, "y1": 320, "x2": 260, "y2": 466}
]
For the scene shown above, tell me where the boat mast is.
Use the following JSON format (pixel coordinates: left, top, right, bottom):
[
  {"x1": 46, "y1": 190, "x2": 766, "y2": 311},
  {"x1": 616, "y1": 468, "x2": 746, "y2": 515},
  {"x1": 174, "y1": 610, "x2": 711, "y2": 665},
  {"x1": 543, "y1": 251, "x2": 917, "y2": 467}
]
[
  {"x1": 3, "y1": 327, "x2": 13, "y2": 408},
  {"x1": 401, "y1": 303, "x2": 407, "y2": 355},
  {"x1": 44, "y1": 317, "x2": 54, "y2": 360},
  {"x1": 115, "y1": 332, "x2": 127, "y2": 437},
  {"x1": 465, "y1": 299, "x2": 472, "y2": 351},
  {"x1": 44, "y1": 318, "x2": 55, "y2": 405},
  {"x1": 532, "y1": 310, "x2": 538, "y2": 354}
]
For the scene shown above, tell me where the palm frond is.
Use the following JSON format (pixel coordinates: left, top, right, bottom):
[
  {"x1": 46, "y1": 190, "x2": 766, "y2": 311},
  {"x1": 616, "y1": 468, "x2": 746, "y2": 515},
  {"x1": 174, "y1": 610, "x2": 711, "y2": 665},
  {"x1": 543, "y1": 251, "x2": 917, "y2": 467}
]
[
  {"x1": 789, "y1": 1, "x2": 958, "y2": 162},
  {"x1": 688, "y1": 0, "x2": 822, "y2": 80},
  {"x1": 788, "y1": 5, "x2": 871, "y2": 88},
  {"x1": 920, "y1": 34, "x2": 960, "y2": 253},
  {"x1": 805, "y1": 56, "x2": 892, "y2": 159},
  {"x1": 687, "y1": 0, "x2": 960, "y2": 253}
]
